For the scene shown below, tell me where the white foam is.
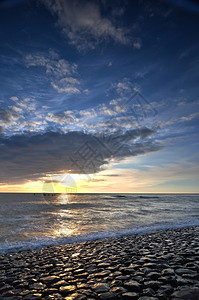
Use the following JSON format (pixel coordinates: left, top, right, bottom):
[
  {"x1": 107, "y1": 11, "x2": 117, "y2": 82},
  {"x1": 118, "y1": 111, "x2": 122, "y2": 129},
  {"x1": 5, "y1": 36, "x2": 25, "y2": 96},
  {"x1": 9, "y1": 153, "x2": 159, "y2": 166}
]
[{"x1": 1, "y1": 219, "x2": 199, "y2": 254}]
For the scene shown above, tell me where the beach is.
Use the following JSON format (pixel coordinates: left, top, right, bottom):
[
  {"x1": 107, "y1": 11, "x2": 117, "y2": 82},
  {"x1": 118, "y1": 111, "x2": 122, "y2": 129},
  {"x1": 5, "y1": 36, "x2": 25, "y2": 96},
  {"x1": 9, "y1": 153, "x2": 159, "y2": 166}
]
[{"x1": 0, "y1": 226, "x2": 199, "y2": 299}]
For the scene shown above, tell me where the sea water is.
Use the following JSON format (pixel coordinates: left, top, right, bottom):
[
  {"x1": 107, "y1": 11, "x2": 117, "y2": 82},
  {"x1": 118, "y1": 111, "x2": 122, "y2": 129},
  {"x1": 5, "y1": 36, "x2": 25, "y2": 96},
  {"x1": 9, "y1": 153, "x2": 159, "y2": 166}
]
[{"x1": 0, "y1": 193, "x2": 199, "y2": 253}]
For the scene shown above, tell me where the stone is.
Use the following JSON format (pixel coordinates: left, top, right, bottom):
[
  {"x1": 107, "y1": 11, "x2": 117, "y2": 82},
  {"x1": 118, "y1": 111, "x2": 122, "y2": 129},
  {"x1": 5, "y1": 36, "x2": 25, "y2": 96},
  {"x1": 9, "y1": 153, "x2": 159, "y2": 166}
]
[
  {"x1": 111, "y1": 286, "x2": 127, "y2": 295},
  {"x1": 44, "y1": 293, "x2": 63, "y2": 299},
  {"x1": 99, "y1": 291, "x2": 115, "y2": 299},
  {"x1": 175, "y1": 268, "x2": 197, "y2": 276},
  {"x1": 40, "y1": 275, "x2": 59, "y2": 284},
  {"x1": 59, "y1": 285, "x2": 76, "y2": 295},
  {"x1": 143, "y1": 281, "x2": 161, "y2": 290},
  {"x1": 64, "y1": 293, "x2": 87, "y2": 300},
  {"x1": 52, "y1": 280, "x2": 67, "y2": 287},
  {"x1": 124, "y1": 280, "x2": 141, "y2": 291},
  {"x1": 146, "y1": 272, "x2": 161, "y2": 279},
  {"x1": 42, "y1": 288, "x2": 59, "y2": 295},
  {"x1": 122, "y1": 292, "x2": 139, "y2": 299},
  {"x1": 161, "y1": 268, "x2": 175, "y2": 276},
  {"x1": 171, "y1": 287, "x2": 199, "y2": 299},
  {"x1": 30, "y1": 282, "x2": 46, "y2": 289},
  {"x1": 138, "y1": 297, "x2": 159, "y2": 300},
  {"x1": 93, "y1": 283, "x2": 109, "y2": 293},
  {"x1": 142, "y1": 288, "x2": 156, "y2": 296}
]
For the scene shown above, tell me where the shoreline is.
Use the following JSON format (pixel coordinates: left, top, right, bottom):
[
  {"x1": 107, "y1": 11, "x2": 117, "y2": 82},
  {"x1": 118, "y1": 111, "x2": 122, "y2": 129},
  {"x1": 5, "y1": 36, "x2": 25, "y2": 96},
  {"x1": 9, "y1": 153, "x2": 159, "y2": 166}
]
[
  {"x1": 1, "y1": 222, "x2": 199, "y2": 256},
  {"x1": 0, "y1": 226, "x2": 199, "y2": 299}
]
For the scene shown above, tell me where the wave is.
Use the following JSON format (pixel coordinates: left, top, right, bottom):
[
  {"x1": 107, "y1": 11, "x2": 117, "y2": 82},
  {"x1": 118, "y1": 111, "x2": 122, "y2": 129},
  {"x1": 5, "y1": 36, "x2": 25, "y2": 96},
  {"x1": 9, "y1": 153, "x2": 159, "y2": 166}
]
[
  {"x1": 139, "y1": 196, "x2": 160, "y2": 199},
  {"x1": 1, "y1": 219, "x2": 199, "y2": 255}
]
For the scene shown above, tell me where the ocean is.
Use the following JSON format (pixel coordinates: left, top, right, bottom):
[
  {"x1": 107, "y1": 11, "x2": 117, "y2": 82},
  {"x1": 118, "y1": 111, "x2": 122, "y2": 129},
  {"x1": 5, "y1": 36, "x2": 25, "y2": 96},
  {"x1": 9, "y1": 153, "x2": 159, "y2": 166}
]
[{"x1": 0, "y1": 193, "x2": 199, "y2": 253}]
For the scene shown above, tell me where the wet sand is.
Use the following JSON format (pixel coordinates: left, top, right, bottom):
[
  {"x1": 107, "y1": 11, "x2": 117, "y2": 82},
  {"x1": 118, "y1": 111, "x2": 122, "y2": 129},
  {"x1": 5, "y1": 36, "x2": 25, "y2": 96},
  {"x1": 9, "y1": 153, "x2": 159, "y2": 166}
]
[{"x1": 0, "y1": 226, "x2": 199, "y2": 299}]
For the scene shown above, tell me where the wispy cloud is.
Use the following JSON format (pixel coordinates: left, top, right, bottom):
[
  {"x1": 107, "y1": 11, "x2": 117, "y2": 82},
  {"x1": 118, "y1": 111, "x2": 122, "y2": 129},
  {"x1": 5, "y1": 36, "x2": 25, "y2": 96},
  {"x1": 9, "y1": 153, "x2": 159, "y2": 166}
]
[
  {"x1": 42, "y1": 0, "x2": 130, "y2": 51},
  {"x1": 25, "y1": 52, "x2": 81, "y2": 94}
]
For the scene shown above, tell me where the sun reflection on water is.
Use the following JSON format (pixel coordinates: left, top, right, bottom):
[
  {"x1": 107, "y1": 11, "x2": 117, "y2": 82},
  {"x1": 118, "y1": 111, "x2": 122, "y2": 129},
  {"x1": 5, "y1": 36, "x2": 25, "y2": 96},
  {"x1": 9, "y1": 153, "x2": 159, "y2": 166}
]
[
  {"x1": 58, "y1": 194, "x2": 69, "y2": 204},
  {"x1": 54, "y1": 226, "x2": 74, "y2": 237}
]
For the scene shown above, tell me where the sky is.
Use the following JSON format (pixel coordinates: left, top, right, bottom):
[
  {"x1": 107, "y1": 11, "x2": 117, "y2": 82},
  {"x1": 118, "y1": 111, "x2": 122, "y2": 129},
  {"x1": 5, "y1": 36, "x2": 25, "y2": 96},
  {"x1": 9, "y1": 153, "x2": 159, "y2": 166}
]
[{"x1": 0, "y1": 0, "x2": 199, "y2": 193}]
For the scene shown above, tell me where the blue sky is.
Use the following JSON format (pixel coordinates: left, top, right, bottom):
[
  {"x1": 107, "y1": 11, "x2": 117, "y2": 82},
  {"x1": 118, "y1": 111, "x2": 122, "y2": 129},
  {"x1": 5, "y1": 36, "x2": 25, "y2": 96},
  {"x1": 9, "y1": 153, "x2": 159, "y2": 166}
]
[{"x1": 0, "y1": 0, "x2": 199, "y2": 192}]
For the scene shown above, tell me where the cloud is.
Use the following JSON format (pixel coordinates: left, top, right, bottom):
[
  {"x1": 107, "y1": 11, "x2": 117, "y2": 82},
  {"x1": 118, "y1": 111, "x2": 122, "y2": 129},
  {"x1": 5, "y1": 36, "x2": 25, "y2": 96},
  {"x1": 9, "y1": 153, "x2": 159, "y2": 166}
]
[
  {"x1": 0, "y1": 107, "x2": 22, "y2": 128},
  {"x1": 112, "y1": 78, "x2": 134, "y2": 96},
  {"x1": 133, "y1": 38, "x2": 142, "y2": 49},
  {"x1": 0, "y1": 128, "x2": 161, "y2": 183},
  {"x1": 42, "y1": 0, "x2": 130, "y2": 51},
  {"x1": 25, "y1": 52, "x2": 81, "y2": 94},
  {"x1": 46, "y1": 111, "x2": 78, "y2": 125},
  {"x1": 0, "y1": 126, "x2": 5, "y2": 134},
  {"x1": 10, "y1": 96, "x2": 19, "y2": 102},
  {"x1": 180, "y1": 112, "x2": 199, "y2": 121}
]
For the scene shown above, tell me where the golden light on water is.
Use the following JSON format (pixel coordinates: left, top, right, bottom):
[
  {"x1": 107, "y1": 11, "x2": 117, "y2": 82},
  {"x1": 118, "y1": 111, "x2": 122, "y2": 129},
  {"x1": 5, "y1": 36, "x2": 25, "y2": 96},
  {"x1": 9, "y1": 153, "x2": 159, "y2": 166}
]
[
  {"x1": 54, "y1": 226, "x2": 74, "y2": 237},
  {"x1": 59, "y1": 194, "x2": 68, "y2": 204}
]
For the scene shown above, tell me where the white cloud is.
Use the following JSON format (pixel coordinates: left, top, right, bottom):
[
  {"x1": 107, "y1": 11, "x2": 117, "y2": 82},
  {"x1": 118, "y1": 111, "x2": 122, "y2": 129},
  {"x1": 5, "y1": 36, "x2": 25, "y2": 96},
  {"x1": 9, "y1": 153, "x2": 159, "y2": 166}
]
[
  {"x1": 10, "y1": 96, "x2": 19, "y2": 102},
  {"x1": 99, "y1": 104, "x2": 116, "y2": 116},
  {"x1": 43, "y1": 0, "x2": 130, "y2": 51},
  {"x1": 26, "y1": 52, "x2": 81, "y2": 94},
  {"x1": 10, "y1": 106, "x2": 23, "y2": 113},
  {"x1": 112, "y1": 78, "x2": 134, "y2": 96},
  {"x1": 51, "y1": 82, "x2": 80, "y2": 94},
  {"x1": 46, "y1": 111, "x2": 78, "y2": 125},
  {"x1": 133, "y1": 38, "x2": 142, "y2": 49},
  {"x1": 180, "y1": 112, "x2": 199, "y2": 121}
]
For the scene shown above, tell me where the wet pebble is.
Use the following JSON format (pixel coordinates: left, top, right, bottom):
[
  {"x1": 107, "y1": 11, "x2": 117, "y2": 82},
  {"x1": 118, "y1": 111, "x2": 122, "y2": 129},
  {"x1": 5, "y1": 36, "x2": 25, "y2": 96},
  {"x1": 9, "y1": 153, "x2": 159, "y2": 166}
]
[{"x1": 0, "y1": 226, "x2": 198, "y2": 299}]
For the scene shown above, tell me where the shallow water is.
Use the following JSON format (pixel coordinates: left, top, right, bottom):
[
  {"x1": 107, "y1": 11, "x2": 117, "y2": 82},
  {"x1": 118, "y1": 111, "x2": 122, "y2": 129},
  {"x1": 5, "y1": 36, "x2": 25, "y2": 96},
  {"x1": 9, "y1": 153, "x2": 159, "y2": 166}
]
[{"x1": 0, "y1": 193, "x2": 199, "y2": 253}]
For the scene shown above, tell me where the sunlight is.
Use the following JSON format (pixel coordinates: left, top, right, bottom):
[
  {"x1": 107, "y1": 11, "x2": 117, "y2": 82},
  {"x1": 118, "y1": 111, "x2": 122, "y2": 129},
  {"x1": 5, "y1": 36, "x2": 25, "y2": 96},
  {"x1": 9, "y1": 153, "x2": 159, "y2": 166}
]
[
  {"x1": 59, "y1": 194, "x2": 68, "y2": 204},
  {"x1": 53, "y1": 226, "x2": 74, "y2": 237}
]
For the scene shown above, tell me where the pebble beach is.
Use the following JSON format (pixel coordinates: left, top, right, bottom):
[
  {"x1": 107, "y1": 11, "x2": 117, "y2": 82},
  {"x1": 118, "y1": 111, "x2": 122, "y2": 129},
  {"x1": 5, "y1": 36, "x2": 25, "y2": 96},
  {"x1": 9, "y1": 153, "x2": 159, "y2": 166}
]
[{"x1": 0, "y1": 226, "x2": 199, "y2": 299}]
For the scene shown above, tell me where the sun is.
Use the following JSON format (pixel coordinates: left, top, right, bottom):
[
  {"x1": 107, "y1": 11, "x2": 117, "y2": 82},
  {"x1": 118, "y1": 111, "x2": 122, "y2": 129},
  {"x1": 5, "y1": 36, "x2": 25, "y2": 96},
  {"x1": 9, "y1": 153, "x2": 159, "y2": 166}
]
[{"x1": 42, "y1": 173, "x2": 88, "y2": 193}]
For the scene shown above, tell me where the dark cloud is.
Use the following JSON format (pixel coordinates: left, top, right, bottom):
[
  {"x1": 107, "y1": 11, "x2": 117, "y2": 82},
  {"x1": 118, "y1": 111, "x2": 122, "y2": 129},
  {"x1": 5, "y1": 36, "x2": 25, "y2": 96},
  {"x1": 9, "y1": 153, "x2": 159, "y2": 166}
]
[
  {"x1": 0, "y1": 127, "x2": 162, "y2": 183},
  {"x1": 0, "y1": 126, "x2": 5, "y2": 134},
  {"x1": 104, "y1": 174, "x2": 120, "y2": 177}
]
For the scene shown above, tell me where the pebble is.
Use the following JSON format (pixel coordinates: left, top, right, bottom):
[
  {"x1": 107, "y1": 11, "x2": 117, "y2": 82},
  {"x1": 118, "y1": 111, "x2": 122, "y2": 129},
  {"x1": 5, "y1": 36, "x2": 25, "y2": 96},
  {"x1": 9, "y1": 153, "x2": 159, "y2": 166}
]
[{"x1": 0, "y1": 226, "x2": 198, "y2": 299}]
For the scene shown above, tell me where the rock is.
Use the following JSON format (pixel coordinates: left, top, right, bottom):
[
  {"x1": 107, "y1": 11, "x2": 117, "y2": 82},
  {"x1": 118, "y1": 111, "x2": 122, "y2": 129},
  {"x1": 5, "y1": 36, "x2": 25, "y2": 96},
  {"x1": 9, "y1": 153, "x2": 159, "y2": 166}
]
[
  {"x1": 74, "y1": 269, "x2": 85, "y2": 274},
  {"x1": 59, "y1": 285, "x2": 76, "y2": 295},
  {"x1": 40, "y1": 275, "x2": 59, "y2": 284},
  {"x1": 44, "y1": 293, "x2": 63, "y2": 299},
  {"x1": 175, "y1": 268, "x2": 198, "y2": 276},
  {"x1": 93, "y1": 283, "x2": 109, "y2": 293},
  {"x1": 161, "y1": 268, "x2": 175, "y2": 276},
  {"x1": 42, "y1": 288, "x2": 59, "y2": 295},
  {"x1": 30, "y1": 282, "x2": 46, "y2": 289},
  {"x1": 116, "y1": 275, "x2": 131, "y2": 280},
  {"x1": 156, "y1": 284, "x2": 173, "y2": 294},
  {"x1": 99, "y1": 291, "x2": 115, "y2": 299},
  {"x1": 52, "y1": 280, "x2": 67, "y2": 287},
  {"x1": 146, "y1": 272, "x2": 161, "y2": 279},
  {"x1": 98, "y1": 262, "x2": 110, "y2": 268},
  {"x1": 171, "y1": 287, "x2": 199, "y2": 299},
  {"x1": 142, "y1": 288, "x2": 156, "y2": 296},
  {"x1": 110, "y1": 279, "x2": 123, "y2": 287},
  {"x1": 124, "y1": 280, "x2": 141, "y2": 291},
  {"x1": 111, "y1": 286, "x2": 127, "y2": 295},
  {"x1": 122, "y1": 292, "x2": 139, "y2": 299},
  {"x1": 138, "y1": 297, "x2": 159, "y2": 300},
  {"x1": 64, "y1": 293, "x2": 87, "y2": 300},
  {"x1": 23, "y1": 293, "x2": 42, "y2": 299},
  {"x1": 143, "y1": 281, "x2": 160, "y2": 290},
  {"x1": 94, "y1": 270, "x2": 111, "y2": 278}
]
